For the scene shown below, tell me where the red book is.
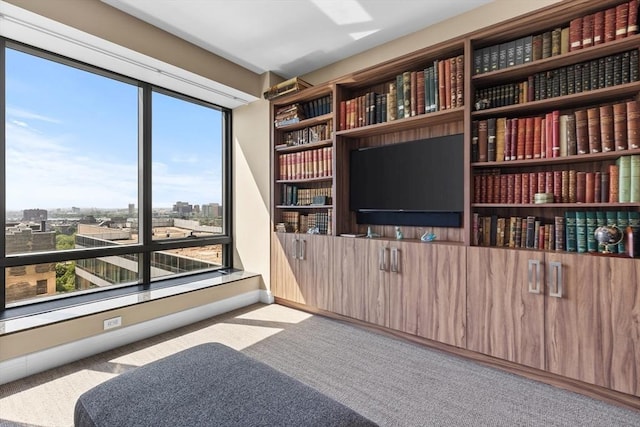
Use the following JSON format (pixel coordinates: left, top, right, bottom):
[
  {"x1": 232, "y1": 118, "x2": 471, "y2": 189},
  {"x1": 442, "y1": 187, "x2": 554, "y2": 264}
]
[
  {"x1": 514, "y1": 173, "x2": 522, "y2": 204},
  {"x1": 551, "y1": 110, "x2": 560, "y2": 158},
  {"x1": 545, "y1": 171, "x2": 554, "y2": 194},
  {"x1": 478, "y1": 119, "x2": 488, "y2": 162},
  {"x1": 574, "y1": 108, "x2": 589, "y2": 154},
  {"x1": 529, "y1": 172, "x2": 537, "y2": 204},
  {"x1": 410, "y1": 70, "x2": 417, "y2": 116},
  {"x1": 540, "y1": 117, "x2": 547, "y2": 158},
  {"x1": 605, "y1": 7, "x2": 617, "y2": 42},
  {"x1": 616, "y1": 2, "x2": 630, "y2": 39},
  {"x1": 585, "y1": 172, "x2": 596, "y2": 203},
  {"x1": 599, "y1": 104, "x2": 614, "y2": 152},
  {"x1": 576, "y1": 171, "x2": 586, "y2": 203},
  {"x1": 507, "y1": 173, "x2": 515, "y2": 204},
  {"x1": 538, "y1": 171, "x2": 546, "y2": 193},
  {"x1": 569, "y1": 170, "x2": 577, "y2": 203},
  {"x1": 517, "y1": 117, "x2": 526, "y2": 160},
  {"x1": 487, "y1": 174, "x2": 494, "y2": 204},
  {"x1": 449, "y1": 57, "x2": 457, "y2": 109},
  {"x1": 492, "y1": 172, "x2": 501, "y2": 203},
  {"x1": 438, "y1": 59, "x2": 446, "y2": 111},
  {"x1": 525, "y1": 116, "x2": 535, "y2": 159},
  {"x1": 474, "y1": 176, "x2": 481, "y2": 204},
  {"x1": 629, "y1": 0, "x2": 639, "y2": 35},
  {"x1": 593, "y1": 10, "x2": 605, "y2": 45},
  {"x1": 582, "y1": 13, "x2": 594, "y2": 48},
  {"x1": 416, "y1": 70, "x2": 425, "y2": 115},
  {"x1": 522, "y1": 173, "x2": 530, "y2": 204},
  {"x1": 613, "y1": 101, "x2": 628, "y2": 150},
  {"x1": 504, "y1": 118, "x2": 512, "y2": 161},
  {"x1": 500, "y1": 174, "x2": 508, "y2": 204},
  {"x1": 553, "y1": 170, "x2": 563, "y2": 202},
  {"x1": 569, "y1": 16, "x2": 583, "y2": 51},
  {"x1": 339, "y1": 100, "x2": 347, "y2": 130},
  {"x1": 533, "y1": 116, "x2": 542, "y2": 158},
  {"x1": 587, "y1": 107, "x2": 602, "y2": 153},
  {"x1": 510, "y1": 118, "x2": 519, "y2": 160},
  {"x1": 561, "y1": 170, "x2": 570, "y2": 203}
]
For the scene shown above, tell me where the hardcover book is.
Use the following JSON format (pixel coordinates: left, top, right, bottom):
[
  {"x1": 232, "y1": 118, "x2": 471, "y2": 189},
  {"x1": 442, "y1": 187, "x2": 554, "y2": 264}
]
[{"x1": 565, "y1": 211, "x2": 577, "y2": 252}]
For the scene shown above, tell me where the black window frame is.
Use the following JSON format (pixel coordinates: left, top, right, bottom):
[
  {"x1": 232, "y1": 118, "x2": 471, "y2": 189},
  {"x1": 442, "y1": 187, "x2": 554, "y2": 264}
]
[{"x1": 0, "y1": 38, "x2": 233, "y2": 313}]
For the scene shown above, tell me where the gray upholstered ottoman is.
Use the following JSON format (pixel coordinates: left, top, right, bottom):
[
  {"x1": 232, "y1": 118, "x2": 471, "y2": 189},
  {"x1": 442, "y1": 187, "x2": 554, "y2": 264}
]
[{"x1": 74, "y1": 342, "x2": 377, "y2": 427}]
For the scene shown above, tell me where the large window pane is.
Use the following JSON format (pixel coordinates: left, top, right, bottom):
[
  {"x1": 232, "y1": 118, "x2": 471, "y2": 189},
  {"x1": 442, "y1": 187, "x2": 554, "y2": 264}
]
[
  {"x1": 5, "y1": 48, "x2": 139, "y2": 255},
  {"x1": 151, "y1": 91, "x2": 224, "y2": 240}
]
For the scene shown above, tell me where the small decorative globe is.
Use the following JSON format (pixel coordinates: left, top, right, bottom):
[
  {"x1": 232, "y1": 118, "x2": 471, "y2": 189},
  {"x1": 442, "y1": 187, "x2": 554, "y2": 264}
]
[{"x1": 594, "y1": 225, "x2": 623, "y2": 253}]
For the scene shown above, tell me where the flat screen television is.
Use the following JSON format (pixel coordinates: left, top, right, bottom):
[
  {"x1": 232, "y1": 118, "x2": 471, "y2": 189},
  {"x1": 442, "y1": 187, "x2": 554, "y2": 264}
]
[{"x1": 349, "y1": 133, "x2": 464, "y2": 227}]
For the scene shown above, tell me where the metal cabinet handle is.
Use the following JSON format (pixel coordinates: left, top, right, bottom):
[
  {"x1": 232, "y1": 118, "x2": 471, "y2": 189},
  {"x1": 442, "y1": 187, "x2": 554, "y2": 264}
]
[
  {"x1": 548, "y1": 261, "x2": 563, "y2": 298},
  {"x1": 527, "y1": 259, "x2": 541, "y2": 294},
  {"x1": 299, "y1": 238, "x2": 306, "y2": 260},
  {"x1": 291, "y1": 237, "x2": 298, "y2": 260},
  {"x1": 391, "y1": 247, "x2": 399, "y2": 273},
  {"x1": 379, "y1": 247, "x2": 388, "y2": 271}
]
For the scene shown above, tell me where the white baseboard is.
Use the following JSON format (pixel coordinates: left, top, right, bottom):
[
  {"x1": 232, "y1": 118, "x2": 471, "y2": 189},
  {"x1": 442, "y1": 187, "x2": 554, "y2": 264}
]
[{"x1": 0, "y1": 289, "x2": 272, "y2": 385}]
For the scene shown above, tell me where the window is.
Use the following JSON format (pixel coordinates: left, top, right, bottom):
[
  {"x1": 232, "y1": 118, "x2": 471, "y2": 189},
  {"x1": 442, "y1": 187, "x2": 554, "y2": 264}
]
[{"x1": 2, "y1": 41, "x2": 232, "y2": 309}]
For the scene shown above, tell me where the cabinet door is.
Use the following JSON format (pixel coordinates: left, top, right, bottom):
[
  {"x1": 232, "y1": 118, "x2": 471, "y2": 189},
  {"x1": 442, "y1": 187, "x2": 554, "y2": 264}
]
[
  {"x1": 332, "y1": 237, "x2": 368, "y2": 320},
  {"x1": 545, "y1": 253, "x2": 640, "y2": 396},
  {"x1": 363, "y1": 239, "x2": 389, "y2": 327},
  {"x1": 466, "y1": 247, "x2": 545, "y2": 369},
  {"x1": 389, "y1": 242, "x2": 466, "y2": 347},
  {"x1": 271, "y1": 232, "x2": 303, "y2": 302},
  {"x1": 295, "y1": 234, "x2": 333, "y2": 310}
]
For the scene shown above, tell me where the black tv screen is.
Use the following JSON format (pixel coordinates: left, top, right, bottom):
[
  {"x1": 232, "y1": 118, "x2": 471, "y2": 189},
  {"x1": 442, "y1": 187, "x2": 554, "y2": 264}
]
[{"x1": 349, "y1": 134, "x2": 464, "y2": 226}]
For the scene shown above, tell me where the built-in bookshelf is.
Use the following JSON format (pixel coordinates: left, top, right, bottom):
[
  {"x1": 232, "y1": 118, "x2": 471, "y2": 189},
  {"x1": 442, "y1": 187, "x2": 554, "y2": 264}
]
[
  {"x1": 270, "y1": 0, "x2": 640, "y2": 407},
  {"x1": 271, "y1": 84, "x2": 335, "y2": 235},
  {"x1": 470, "y1": 0, "x2": 640, "y2": 254}
]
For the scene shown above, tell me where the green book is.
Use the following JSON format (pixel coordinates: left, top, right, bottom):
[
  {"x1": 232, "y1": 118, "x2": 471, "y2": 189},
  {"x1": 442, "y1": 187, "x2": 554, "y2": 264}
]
[
  {"x1": 630, "y1": 154, "x2": 640, "y2": 202},
  {"x1": 617, "y1": 211, "x2": 629, "y2": 254},
  {"x1": 629, "y1": 211, "x2": 640, "y2": 258},
  {"x1": 585, "y1": 211, "x2": 598, "y2": 252},
  {"x1": 565, "y1": 211, "x2": 577, "y2": 252},
  {"x1": 596, "y1": 210, "x2": 606, "y2": 227},
  {"x1": 617, "y1": 155, "x2": 631, "y2": 203},
  {"x1": 575, "y1": 211, "x2": 587, "y2": 253}
]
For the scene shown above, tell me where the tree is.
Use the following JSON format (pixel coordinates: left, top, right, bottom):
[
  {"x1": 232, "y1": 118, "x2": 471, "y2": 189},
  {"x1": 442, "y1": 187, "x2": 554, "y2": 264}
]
[
  {"x1": 56, "y1": 261, "x2": 77, "y2": 293},
  {"x1": 56, "y1": 233, "x2": 76, "y2": 250}
]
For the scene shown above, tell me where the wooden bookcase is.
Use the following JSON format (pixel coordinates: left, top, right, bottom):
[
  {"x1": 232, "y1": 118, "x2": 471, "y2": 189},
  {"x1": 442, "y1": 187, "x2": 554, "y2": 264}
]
[{"x1": 270, "y1": 0, "x2": 640, "y2": 407}]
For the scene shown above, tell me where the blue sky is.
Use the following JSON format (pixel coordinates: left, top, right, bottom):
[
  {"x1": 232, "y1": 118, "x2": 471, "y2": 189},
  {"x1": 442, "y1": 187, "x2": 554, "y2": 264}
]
[{"x1": 5, "y1": 47, "x2": 223, "y2": 212}]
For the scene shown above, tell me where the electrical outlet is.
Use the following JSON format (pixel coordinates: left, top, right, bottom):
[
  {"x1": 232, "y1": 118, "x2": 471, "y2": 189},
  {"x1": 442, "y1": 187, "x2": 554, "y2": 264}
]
[{"x1": 103, "y1": 316, "x2": 122, "y2": 330}]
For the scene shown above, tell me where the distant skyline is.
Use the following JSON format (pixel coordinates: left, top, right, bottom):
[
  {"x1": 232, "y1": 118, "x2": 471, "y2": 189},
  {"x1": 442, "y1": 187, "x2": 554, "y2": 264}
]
[{"x1": 5, "y1": 47, "x2": 223, "y2": 212}]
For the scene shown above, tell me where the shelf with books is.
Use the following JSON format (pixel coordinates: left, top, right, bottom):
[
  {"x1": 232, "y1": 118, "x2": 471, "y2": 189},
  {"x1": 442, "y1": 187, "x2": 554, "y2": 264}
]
[
  {"x1": 473, "y1": 202, "x2": 640, "y2": 208},
  {"x1": 275, "y1": 138, "x2": 333, "y2": 153},
  {"x1": 335, "y1": 107, "x2": 464, "y2": 138},
  {"x1": 472, "y1": 148, "x2": 640, "y2": 168},
  {"x1": 472, "y1": 34, "x2": 640, "y2": 86}
]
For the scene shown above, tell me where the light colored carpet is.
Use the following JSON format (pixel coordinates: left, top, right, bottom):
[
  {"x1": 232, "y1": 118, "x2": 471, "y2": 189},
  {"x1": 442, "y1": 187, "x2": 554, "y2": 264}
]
[{"x1": 0, "y1": 303, "x2": 639, "y2": 427}]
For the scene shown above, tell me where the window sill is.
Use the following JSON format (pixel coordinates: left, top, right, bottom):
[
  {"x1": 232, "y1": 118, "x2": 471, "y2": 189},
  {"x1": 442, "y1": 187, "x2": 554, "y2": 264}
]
[{"x1": 0, "y1": 269, "x2": 260, "y2": 336}]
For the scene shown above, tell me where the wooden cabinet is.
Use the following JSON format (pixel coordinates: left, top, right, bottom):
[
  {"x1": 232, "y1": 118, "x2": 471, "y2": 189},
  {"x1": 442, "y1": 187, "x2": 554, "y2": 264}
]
[
  {"x1": 270, "y1": 232, "x2": 332, "y2": 309},
  {"x1": 546, "y1": 253, "x2": 640, "y2": 396},
  {"x1": 466, "y1": 247, "x2": 545, "y2": 369},
  {"x1": 389, "y1": 242, "x2": 466, "y2": 347}
]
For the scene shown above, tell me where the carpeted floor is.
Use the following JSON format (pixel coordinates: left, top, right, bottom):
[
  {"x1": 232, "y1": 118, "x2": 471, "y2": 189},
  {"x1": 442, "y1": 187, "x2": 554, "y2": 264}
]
[{"x1": 1, "y1": 303, "x2": 639, "y2": 427}]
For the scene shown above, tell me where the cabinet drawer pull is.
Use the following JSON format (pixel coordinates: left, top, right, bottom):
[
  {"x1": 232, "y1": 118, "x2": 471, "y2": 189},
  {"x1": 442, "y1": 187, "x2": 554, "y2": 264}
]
[
  {"x1": 548, "y1": 261, "x2": 563, "y2": 298},
  {"x1": 527, "y1": 259, "x2": 541, "y2": 294},
  {"x1": 391, "y1": 247, "x2": 399, "y2": 273}
]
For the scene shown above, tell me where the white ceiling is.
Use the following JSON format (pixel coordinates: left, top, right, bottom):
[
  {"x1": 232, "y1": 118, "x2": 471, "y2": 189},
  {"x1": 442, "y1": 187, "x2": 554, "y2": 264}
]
[{"x1": 101, "y1": 0, "x2": 494, "y2": 79}]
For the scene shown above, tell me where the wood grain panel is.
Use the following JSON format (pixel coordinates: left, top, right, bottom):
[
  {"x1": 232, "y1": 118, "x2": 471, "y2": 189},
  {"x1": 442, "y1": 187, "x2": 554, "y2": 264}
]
[
  {"x1": 546, "y1": 253, "x2": 640, "y2": 396},
  {"x1": 296, "y1": 234, "x2": 333, "y2": 310},
  {"x1": 270, "y1": 232, "x2": 303, "y2": 303},
  {"x1": 466, "y1": 246, "x2": 545, "y2": 369},
  {"x1": 332, "y1": 237, "x2": 367, "y2": 320},
  {"x1": 364, "y1": 239, "x2": 389, "y2": 327}
]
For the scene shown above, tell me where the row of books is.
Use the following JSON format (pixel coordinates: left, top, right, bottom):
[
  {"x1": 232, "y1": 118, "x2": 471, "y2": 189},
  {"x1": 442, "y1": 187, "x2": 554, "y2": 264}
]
[
  {"x1": 338, "y1": 55, "x2": 464, "y2": 130},
  {"x1": 278, "y1": 210, "x2": 332, "y2": 235},
  {"x1": 473, "y1": 157, "x2": 640, "y2": 204},
  {"x1": 473, "y1": 210, "x2": 640, "y2": 256},
  {"x1": 281, "y1": 120, "x2": 333, "y2": 147},
  {"x1": 472, "y1": 100, "x2": 640, "y2": 163},
  {"x1": 474, "y1": 49, "x2": 639, "y2": 110},
  {"x1": 473, "y1": 0, "x2": 639, "y2": 75},
  {"x1": 280, "y1": 185, "x2": 332, "y2": 207},
  {"x1": 274, "y1": 95, "x2": 333, "y2": 128},
  {"x1": 277, "y1": 147, "x2": 333, "y2": 181}
]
